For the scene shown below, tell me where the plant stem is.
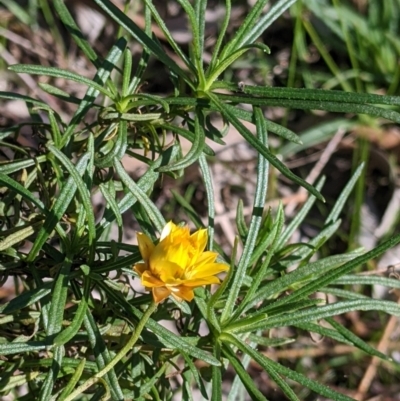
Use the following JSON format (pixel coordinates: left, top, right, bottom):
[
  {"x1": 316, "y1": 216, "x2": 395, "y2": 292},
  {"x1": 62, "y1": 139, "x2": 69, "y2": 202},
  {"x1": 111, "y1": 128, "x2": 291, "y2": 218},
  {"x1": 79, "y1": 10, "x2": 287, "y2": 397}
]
[{"x1": 63, "y1": 301, "x2": 158, "y2": 401}]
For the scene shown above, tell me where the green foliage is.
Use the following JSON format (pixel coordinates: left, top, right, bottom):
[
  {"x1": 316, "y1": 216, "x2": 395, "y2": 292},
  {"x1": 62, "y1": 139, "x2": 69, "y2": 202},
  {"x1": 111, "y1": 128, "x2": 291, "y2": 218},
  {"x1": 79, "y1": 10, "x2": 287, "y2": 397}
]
[{"x1": 1, "y1": 1, "x2": 400, "y2": 400}]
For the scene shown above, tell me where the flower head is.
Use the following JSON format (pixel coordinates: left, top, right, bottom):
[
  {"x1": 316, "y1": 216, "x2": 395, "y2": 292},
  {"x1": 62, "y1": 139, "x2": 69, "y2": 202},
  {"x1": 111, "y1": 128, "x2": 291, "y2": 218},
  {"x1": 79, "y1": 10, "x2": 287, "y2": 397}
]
[{"x1": 134, "y1": 222, "x2": 228, "y2": 303}]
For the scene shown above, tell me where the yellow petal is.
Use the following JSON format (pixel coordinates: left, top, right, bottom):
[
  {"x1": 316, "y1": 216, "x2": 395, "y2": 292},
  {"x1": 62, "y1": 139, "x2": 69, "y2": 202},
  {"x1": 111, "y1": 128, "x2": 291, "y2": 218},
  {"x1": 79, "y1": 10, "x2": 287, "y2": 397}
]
[
  {"x1": 157, "y1": 260, "x2": 184, "y2": 283},
  {"x1": 153, "y1": 287, "x2": 171, "y2": 303},
  {"x1": 141, "y1": 271, "x2": 164, "y2": 288},
  {"x1": 182, "y1": 276, "x2": 221, "y2": 287},
  {"x1": 190, "y1": 228, "x2": 208, "y2": 253},
  {"x1": 187, "y1": 262, "x2": 229, "y2": 279},
  {"x1": 149, "y1": 244, "x2": 185, "y2": 277},
  {"x1": 165, "y1": 243, "x2": 190, "y2": 269},
  {"x1": 186, "y1": 251, "x2": 218, "y2": 275},
  {"x1": 133, "y1": 263, "x2": 148, "y2": 276},
  {"x1": 154, "y1": 236, "x2": 193, "y2": 270},
  {"x1": 169, "y1": 223, "x2": 190, "y2": 245},
  {"x1": 195, "y1": 251, "x2": 218, "y2": 265},
  {"x1": 160, "y1": 221, "x2": 174, "y2": 241},
  {"x1": 137, "y1": 232, "x2": 155, "y2": 260},
  {"x1": 170, "y1": 286, "x2": 194, "y2": 302}
]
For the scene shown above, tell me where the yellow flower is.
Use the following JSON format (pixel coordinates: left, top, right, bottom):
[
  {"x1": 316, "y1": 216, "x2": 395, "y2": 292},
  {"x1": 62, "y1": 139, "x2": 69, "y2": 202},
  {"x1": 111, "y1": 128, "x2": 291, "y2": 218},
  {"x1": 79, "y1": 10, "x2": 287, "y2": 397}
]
[{"x1": 134, "y1": 222, "x2": 228, "y2": 303}]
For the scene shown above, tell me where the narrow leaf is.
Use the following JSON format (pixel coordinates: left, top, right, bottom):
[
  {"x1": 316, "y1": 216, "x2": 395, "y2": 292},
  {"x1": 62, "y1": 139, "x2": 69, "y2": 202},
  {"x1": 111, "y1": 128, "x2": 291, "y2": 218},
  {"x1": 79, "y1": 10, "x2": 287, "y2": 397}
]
[
  {"x1": 53, "y1": 277, "x2": 90, "y2": 346},
  {"x1": 114, "y1": 158, "x2": 165, "y2": 232},
  {"x1": 221, "y1": 107, "x2": 269, "y2": 323},
  {"x1": 209, "y1": 93, "x2": 324, "y2": 201},
  {"x1": 9, "y1": 64, "x2": 113, "y2": 97},
  {"x1": 26, "y1": 152, "x2": 90, "y2": 262}
]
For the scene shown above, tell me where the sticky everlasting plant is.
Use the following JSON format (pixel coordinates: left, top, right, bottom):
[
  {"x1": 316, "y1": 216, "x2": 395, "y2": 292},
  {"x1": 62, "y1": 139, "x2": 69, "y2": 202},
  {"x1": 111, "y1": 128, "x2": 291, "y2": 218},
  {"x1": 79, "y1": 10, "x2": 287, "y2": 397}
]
[{"x1": 1, "y1": 1, "x2": 400, "y2": 401}]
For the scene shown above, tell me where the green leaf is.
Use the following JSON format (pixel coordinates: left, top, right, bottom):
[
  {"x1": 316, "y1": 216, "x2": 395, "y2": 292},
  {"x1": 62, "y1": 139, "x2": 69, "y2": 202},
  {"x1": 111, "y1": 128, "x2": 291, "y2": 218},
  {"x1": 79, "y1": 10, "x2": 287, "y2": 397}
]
[
  {"x1": 207, "y1": 0, "x2": 231, "y2": 73},
  {"x1": 158, "y1": 108, "x2": 206, "y2": 172},
  {"x1": 182, "y1": 351, "x2": 209, "y2": 400},
  {"x1": 81, "y1": 296, "x2": 123, "y2": 400},
  {"x1": 334, "y1": 274, "x2": 400, "y2": 290},
  {"x1": 259, "y1": 298, "x2": 325, "y2": 317},
  {"x1": 157, "y1": 123, "x2": 214, "y2": 156},
  {"x1": 320, "y1": 286, "x2": 369, "y2": 300},
  {"x1": 101, "y1": 111, "x2": 161, "y2": 121},
  {"x1": 0, "y1": 222, "x2": 41, "y2": 252},
  {"x1": 0, "y1": 283, "x2": 52, "y2": 314},
  {"x1": 0, "y1": 174, "x2": 48, "y2": 209},
  {"x1": 39, "y1": 84, "x2": 84, "y2": 104},
  {"x1": 113, "y1": 158, "x2": 165, "y2": 233},
  {"x1": 99, "y1": 182, "x2": 123, "y2": 240},
  {"x1": 219, "y1": 0, "x2": 269, "y2": 59},
  {"x1": 222, "y1": 343, "x2": 268, "y2": 401},
  {"x1": 230, "y1": 299, "x2": 400, "y2": 334},
  {"x1": 295, "y1": 322, "x2": 353, "y2": 345},
  {"x1": 248, "y1": 205, "x2": 283, "y2": 266},
  {"x1": 222, "y1": 103, "x2": 302, "y2": 144},
  {"x1": 325, "y1": 163, "x2": 364, "y2": 224},
  {"x1": 194, "y1": 0, "x2": 207, "y2": 67},
  {"x1": 0, "y1": 0, "x2": 31, "y2": 24},
  {"x1": 0, "y1": 90, "x2": 49, "y2": 108},
  {"x1": 95, "y1": 120, "x2": 128, "y2": 168},
  {"x1": 199, "y1": 154, "x2": 215, "y2": 247},
  {"x1": 62, "y1": 37, "x2": 126, "y2": 144},
  {"x1": 53, "y1": 0, "x2": 100, "y2": 67},
  {"x1": 223, "y1": 332, "x2": 356, "y2": 401},
  {"x1": 48, "y1": 143, "x2": 96, "y2": 248},
  {"x1": 286, "y1": 219, "x2": 342, "y2": 263},
  {"x1": 208, "y1": 237, "x2": 238, "y2": 309},
  {"x1": 248, "y1": 334, "x2": 295, "y2": 347},
  {"x1": 0, "y1": 155, "x2": 47, "y2": 175},
  {"x1": 217, "y1": 83, "x2": 400, "y2": 106},
  {"x1": 53, "y1": 277, "x2": 90, "y2": 347},
  {"x1": 122, "y1": 48, "x2": 133, "y2": 97},
  {"x1": 205, "y1": 43, "x2": 270, "y2": 89},
  {"x1": 171, "y1": 190, "x2": 204, "y2": 228},
  {"x1": 325, "y1": 317, "x2": 392, "y2": 361},
  {"x1": 221, "y1": 107, "x2": 269, "y2": 324},
  {"x1": 97, "y1": 146, "x2": 179, "y2": 234},
  {"x1": 26, "y1": 152, "x2": 90, "y2": 262},
  {"x1": 8, "y1": 64, "x2": 114, "y2": 98},
  {"x1": 97, "y1": 280, "x2": 220, "y2": 366},
  {"x1": 58, "y1": 358, "x2": 87, "y2": 401},
  {"x1": 249, "y1": 250, "x2": 364, "y2": 313},
  {"x1": 210, "y1": 341, "x2": 222, "y2": 401},
  {"x1": 235, "y1": 199, "x2": 248, "y2": 241},
  {"x1": 176, "y1": 0, "x2": 205, "y2": 86},
  {"x1": 93, "y1": 0, "x2": 192, "y2": 87},
  {"x1": 47, "y1": 257, "x2": 73, "y2": 336},
  {"x1": 216, "y1": 92, "x2": 400, "y2": 123},
  {"x1": 209, "y1": 93, "x2": 325, "y2": 201},
  {"x1": 266, "y1": 232, "x2": 400, "y2": 311},
  {"x1": 40, "y1": 346, "x2": 64, "y2": 400},
  {"x1": 0, "y1": 371, "x2": 42, "y2": 393},
  {"x1": 0, "y1": 341, "x2": 48, "y2": 356},
  {"x1": 138, "y1": 363, "x2": 168, "y2": 399},
  {"x1": 276, "y1": 176, "x2": 326, "y2": 249},
  {"x1": 225, "y1": 312, "x2": 269, "y2": 333},
  {"x1": 227, "y1": 345, "x2": 253, "y2": 401},
  {"x1": 141, "y1": 0, "x2": 194, "y2": 72},
  {"x1": 239, "y1": 0, "x2": 299, "y2": 49}
]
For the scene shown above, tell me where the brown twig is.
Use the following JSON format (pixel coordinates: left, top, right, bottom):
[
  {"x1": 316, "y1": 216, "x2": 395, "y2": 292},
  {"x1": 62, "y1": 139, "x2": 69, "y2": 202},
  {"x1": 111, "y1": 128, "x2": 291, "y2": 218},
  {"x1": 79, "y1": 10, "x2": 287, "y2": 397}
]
[{"x1": 354, "y1": 297, "x2": 400, "y2": 401}]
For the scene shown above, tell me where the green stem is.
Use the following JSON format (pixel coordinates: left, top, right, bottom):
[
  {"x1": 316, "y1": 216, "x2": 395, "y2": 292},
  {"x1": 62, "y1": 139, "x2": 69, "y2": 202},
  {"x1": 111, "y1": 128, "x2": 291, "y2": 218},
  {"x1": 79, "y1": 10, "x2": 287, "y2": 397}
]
[{"x1": 63, "y1": 301, "x2": 158, "y2": 401}]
